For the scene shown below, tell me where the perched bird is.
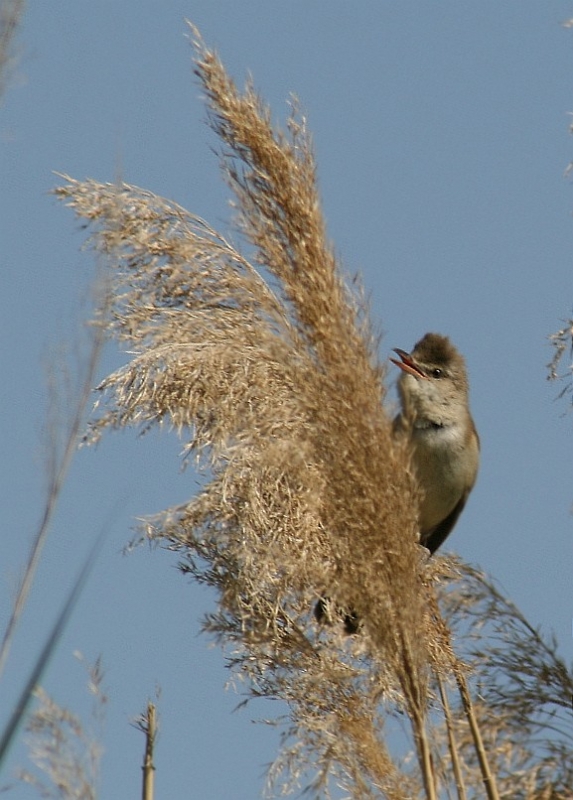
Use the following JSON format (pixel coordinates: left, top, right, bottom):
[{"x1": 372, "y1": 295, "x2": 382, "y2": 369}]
[
  {"x1": 391, "y1": 332, "x2": 479, "y2": 554},
  {"x1": 315, "y1": 332, "x2": 479, "y2": 632}
]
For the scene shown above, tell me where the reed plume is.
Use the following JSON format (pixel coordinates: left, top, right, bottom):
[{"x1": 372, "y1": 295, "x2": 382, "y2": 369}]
[{"x1": 53, "y1": 24, "x2": 572, "y2": 798}]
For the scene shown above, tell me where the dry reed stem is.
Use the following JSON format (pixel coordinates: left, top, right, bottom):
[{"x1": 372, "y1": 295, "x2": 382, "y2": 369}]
[
  {"x1": 437, "y1": 675, "x2": 467, "y2": 800},
  {"x1": 137, "y1": 702, "x2": 156, "y2": 800},
  {"x1": 454, "y1": 668, "x2": 500, "y2": 800}
]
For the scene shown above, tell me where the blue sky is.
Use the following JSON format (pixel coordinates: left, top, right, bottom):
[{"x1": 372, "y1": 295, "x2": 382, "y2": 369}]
[{"x1": 2, "y1": 3, "x2": 573, "y2": 797}]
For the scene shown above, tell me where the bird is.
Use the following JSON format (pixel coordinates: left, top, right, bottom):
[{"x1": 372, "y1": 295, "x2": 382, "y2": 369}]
[
  {"x1": 315, "y1": 332, "x2": 479, "y2": 633},
  {"x1": 390, "y1": 332, "x2": 479, "y2": 554}
]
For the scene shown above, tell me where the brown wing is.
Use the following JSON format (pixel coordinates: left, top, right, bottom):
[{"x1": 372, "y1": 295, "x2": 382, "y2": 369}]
[{"x1": 421, "y1": 489, "x2": 471, "y2": 554}]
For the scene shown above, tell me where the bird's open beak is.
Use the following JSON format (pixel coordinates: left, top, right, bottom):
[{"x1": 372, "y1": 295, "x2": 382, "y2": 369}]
[{"x1": 390, "y1": 348, "x2": 428, "y2": 379}]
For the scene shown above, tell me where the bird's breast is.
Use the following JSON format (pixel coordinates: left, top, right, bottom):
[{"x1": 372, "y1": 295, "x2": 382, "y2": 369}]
[{"x1": 410, "y1": 423, "x2": 478, "y2": 532}]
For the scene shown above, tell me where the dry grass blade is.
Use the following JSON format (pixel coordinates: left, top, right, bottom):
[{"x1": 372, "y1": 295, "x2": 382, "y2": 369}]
[
  {"x1": 0, "y1": 308, "x2": 106, "y2": 680},
  {"x1": 0, "y1": 0, "x2": 25, "y2": 99},
  {"x1": 0, "y1": 528, "x2": 106, "y2": 772},
  {"x1": 0, "y1": 307, "x2": 107, "y2": 773},
  {"x1": 547, "y1": 318, "x2": 573, "y2": 408}
]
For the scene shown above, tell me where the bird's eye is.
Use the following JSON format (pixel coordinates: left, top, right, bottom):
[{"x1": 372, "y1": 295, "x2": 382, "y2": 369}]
[{"x1": 431, "y1": 368, "x2": 443, "y2": 378}]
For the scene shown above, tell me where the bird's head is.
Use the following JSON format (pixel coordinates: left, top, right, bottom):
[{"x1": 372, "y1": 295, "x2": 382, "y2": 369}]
[{"x1": 391, "y1": 333, "x2": 470, "y2": 427}]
